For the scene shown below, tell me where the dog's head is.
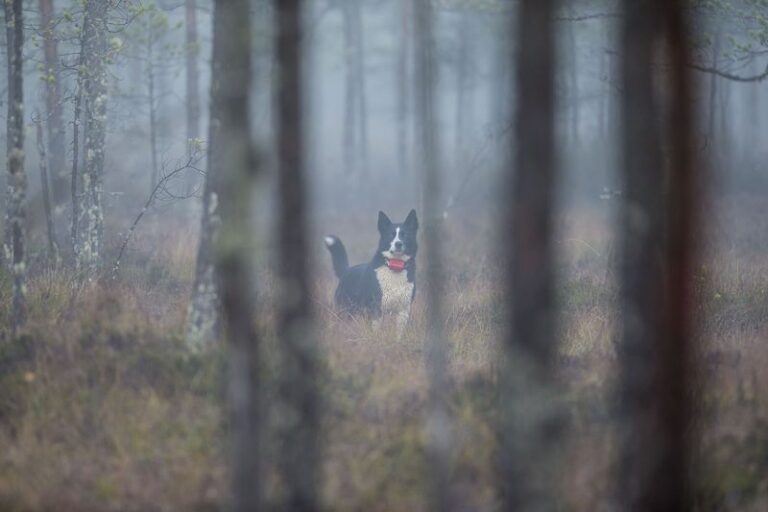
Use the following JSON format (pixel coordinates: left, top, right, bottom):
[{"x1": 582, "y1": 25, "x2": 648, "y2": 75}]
[{"x1": 377, "y1": 209, "x2": 418, "y2": 264}]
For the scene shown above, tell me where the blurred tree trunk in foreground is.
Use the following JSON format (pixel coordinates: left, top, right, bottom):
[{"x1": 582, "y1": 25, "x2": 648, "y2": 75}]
[
  {"x1": 207, "y1": 0, "x2": 260, "y2": 510},
  {"x1": 75, "y1": 0, "x2": 109, "y2": 278},
  {"x1": 4, "y1": 0, "x2": 27, "y2": 335},
  {"x1": 414, "y1": 0, "x2": 453, "y2": 509},
  {"x1": 617, "y1": 0, "x2": 696, "y2": 509},
  {"x1": 498, "y1": 0, "x2": 561, "y2": 510},
  {"x1": 275, "y1": 0, "x2": 320, "y2": 509},
  {"x1": 38, "y1": 0, "x2": 68, "y2": 207}
]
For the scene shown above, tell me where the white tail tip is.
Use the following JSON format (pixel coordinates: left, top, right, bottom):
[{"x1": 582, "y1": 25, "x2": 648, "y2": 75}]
[{"x1": 324, "y1": 236, "x2": 335, "y2": 247}]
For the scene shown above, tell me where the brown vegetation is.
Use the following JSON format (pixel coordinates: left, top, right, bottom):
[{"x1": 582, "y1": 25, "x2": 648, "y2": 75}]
[{"x1": 0, "y1": 193, "x2": 766, "y2": 511}]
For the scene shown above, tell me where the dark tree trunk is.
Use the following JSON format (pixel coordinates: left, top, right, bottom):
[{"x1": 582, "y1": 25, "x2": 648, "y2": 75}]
[
  {"x1": 38, "y1": 0, "x2": 68, "y2": 206},
  {"x1": 498, "y1": 0, "x2": 561, "y2": 509},
  {"x1": 206, "y1": 0, "x2": 260, "y2": 510},
  {"x1": 414, "y1": 0, "x2": 453, "y2": 509},
  {"x1": 274, "y1": 0, "x2": 319, "y2": 509},
  {"x1": 616, "y1": 1, "x2": 695, "y2": 510},
  {"x1": 4, "y1": 0, "x2": 27, "y2": 335},
  {"x1": 75, "y1": 0, "x2": 109, "y2": 278}
]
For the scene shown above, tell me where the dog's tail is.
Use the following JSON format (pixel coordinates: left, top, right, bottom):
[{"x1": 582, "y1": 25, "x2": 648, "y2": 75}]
[{"x1": 324, "y1": 235, "x2": 349, "y2": 279}]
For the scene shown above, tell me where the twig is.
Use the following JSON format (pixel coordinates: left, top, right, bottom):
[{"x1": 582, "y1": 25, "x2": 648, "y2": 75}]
[{"x1": 111, "y1": 154, "x2": 203, "y2": 278}]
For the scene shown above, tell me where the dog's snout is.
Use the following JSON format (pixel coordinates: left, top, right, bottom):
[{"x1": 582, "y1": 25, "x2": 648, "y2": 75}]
[{"x1": 394, "y1": 241, "x2": 403, "y2": 250}]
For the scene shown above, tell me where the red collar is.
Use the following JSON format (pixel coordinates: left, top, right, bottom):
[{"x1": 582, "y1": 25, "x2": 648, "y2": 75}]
[{"x1": 386, "y1": 258, "x2": 407, "y2": 272}]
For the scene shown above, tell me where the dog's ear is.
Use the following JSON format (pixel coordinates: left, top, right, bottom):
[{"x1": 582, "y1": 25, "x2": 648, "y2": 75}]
[
  {"x1": 403, "y1": 209, "x2": 418, "y2": 231},
  {"x1": 378, "y1": 211, "x2": 393, "y2": 233}
]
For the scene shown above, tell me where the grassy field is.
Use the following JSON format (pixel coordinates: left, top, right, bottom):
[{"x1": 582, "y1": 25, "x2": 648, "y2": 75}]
[{"x1": 0, "y1": 193, "x2": 766, "y2": 511}]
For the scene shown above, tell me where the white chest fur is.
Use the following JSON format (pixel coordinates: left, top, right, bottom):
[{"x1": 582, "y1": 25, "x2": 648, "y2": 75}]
[{"x1": 375, "y1": 266, "x2": 414, "y2": 314}]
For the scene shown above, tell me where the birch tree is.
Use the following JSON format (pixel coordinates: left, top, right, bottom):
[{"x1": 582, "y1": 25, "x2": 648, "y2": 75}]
[
  {"x1": 497, "y1": 0, "x2": 562, "y2": 509},
  {"x1": 74, "y1": 0, "x2": 109, "y2": 278},
  {"x1": 4, "y1": 0, "x2": 27, "y2": 335},
  {"x1": 205, "y1": 0, "x2": 260, "y2": 509},
  {"x1": 275, "y1": 0, "x2": 320, "y2": 508}
]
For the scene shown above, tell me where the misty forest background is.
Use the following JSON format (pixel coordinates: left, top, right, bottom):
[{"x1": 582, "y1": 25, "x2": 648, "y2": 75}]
[{"x1": 1, "y1": 0, "x2": 768, "y2": 511}]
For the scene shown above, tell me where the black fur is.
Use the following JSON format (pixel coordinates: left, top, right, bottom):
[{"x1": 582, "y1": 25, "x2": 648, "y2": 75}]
[{"x1": 325, "y1": 210, "x2": 418, "y2": 317}]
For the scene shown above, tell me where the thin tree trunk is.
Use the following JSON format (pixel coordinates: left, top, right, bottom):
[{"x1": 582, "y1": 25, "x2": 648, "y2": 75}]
[
  {"x1": 350, "y1": 0, "x2": 368, "y2": 176},
  {"x1": 454, "y1": 12, "x2": 469, "y2": 171},
  {"x1": 275, "y1": 0, "x2": 319, "y2": 509},
  {"x1": 598, "y1": 25, "x2": 607, "y2": 140},
  {"x1": 75, "y1": 0, "x2": 109, "y2": 278},
  {"x1": 35, "y1": 115, "x2": 60, "y2": 267},
  {"x1": 342, "y1": 0, "x2": 357, "y2": 178},
  {"x1": 568, "y1": 8, "x2": 580, "y2": 146},
  {"x1": 147, "y1": 22, "x2": 159, "y2": 194},
  {"x1": 4, "y1": 0, "x2": 27, "y2": 335},
  {"x1": 616, "y1": 0, "x2": 695, "y2": 509},
  {"x1": 498, "y1": 0, "x2": 561, "y2": 509},
  {"x1": 414, "y1": 0, "x2": 453, "y2": 509},
  {"x1": 707, "y1": 31, "x2": 720, "y2": 157},
  {"x1": 71, "y1": 48, "x2": 84, "y2": 257},
  {"x1": 396, "y1": 0, "x2": 410, "y2": 177},
  {"x1": 206, "y1": 0, "x2": 260, "y2": 509},
  {"x1": 38, "y1": 0, "x2": 68, "y2": 206},
  {"x1": 185, "y1": 0, "x2": 201, "y2": 189}
]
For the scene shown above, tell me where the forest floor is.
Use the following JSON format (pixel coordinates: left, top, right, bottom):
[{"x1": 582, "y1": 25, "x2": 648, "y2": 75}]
[{"x1": 0, "y1": 192, "x2": 766, "y2": 512}]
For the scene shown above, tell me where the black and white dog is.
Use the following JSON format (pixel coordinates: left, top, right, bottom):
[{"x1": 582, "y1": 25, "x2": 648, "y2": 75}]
[{"x1": 324, "y1": 210, "x2": 418, "y2": 335}]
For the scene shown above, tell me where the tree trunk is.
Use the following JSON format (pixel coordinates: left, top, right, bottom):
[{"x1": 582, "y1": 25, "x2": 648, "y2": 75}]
[
  {"x1": 75, "y1": 0, "x2": 109, "y2": 278},
  {"x1": 498, "y1": 0, "x2": 561, "y2": 509},
  {"x1": 4, "y1": 0, "x2": 27, "y2": 335},
  {"x1": 207, "y1": 0, "x2": 260, "y2": 509},
  {"x1": 616, "y1": 1, "x2": 695, "y2": 509},
  {"x1": 351, "y1": 0, "x2": 368, "y2": 176},
  {"x1": 396, "y1": 0, "x2": 410, "y2": 178},
  {"x1": 38, "y1": 0, "x2": 68, "y2": 207},
  {"x1": 414, "y1": 0, "x2": 453, "y2": 509},
  {"x1": 454, "y1": 12, "x2": 469, "y2": 172},
  {"x1": 35, "y1": 115, "x2": 60, "y2": 267},
  {"x1": 342, "y1": 0, "x2": 357, "y2": 177},
  {"x1": 71, "y1": 49, "x2": 84, "y2": 258},
  {"x1": 185, "y1": 0, "x2": 201, "y2": 159},
  {"x1": 568, "y1": 8, "x2": 580, "y2": 146},
  {"x1": 275, "y1": 0, "x2": 319, "y2": 509},
  {"x1": 147, "y1": 19, "x2": 159, "y2": 194}
]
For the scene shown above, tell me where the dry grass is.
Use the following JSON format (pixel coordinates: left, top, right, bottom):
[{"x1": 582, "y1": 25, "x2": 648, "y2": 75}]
[{"x1": 0, "y1": 196, "x2": 766, "y2": 511}]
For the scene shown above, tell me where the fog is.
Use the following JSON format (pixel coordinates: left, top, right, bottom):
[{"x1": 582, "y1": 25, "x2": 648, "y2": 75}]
[{"x1": 2, "y1": 0, "x2": 767, "y2": 510}]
